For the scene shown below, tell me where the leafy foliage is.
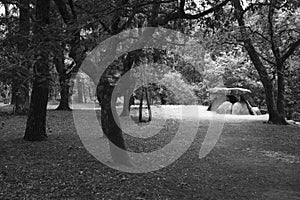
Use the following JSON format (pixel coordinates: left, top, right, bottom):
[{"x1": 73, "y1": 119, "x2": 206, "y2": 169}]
[{"x1": 158, "y1": 71, "x2": 198, "y2": 105}]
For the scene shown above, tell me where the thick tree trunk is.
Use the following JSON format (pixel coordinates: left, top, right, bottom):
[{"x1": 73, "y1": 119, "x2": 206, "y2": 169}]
[
  {"x1": 277, "y1": 66, "x2": 285, "y2": 115},
  {"x1": 96, "y1": 0, "x2": 145, "y2": 165},
  {"x1": 98, "y1": 78, "x2": 132, "y2": 166},
  {"x1": 263, "y1": 81, "x2": 287, "y2": 124},
  {"x1": 24, "y1": 55, "x2": 49, "y2": 141},
  {"x1": 245, "y1": 45, "x2": 286, "y2": 125},
  {"x1": 24, "y1": 0, "x2": 50, "y2": 141},
  {"x1": 252, "y1": 64, "x2": 287, "y2": 124},
  {"x1": 96, "y1": 9, "x2": 134, "y2": 164}
]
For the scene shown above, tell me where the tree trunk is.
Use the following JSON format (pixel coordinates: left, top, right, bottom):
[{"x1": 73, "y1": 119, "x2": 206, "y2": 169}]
[
  {"x1": 24, "y1": 0, "x2": 50, "y2": 141},
  {"x1": 263, "y1": 80, "x2": 287, "y2": 124},
  {"x1": 277, "y1": 66, "x2": 285, "y2": 115},
  {"x1": 160, "y1": 95, "x2": 167, "y2": 105},
  {"x1": 120, "y1": 83, "x2": 136, "y2": 117},
  {"x1": 139, "y1": 86, "x2": 152, "y2": 122},
  {"x1": 53, "y1": 0, "x2": 85, "y2": 109},
  {"x1": 129, "y1": 94, "x2": 134, "y2": 108},
  {"x1": 145, "y1": 86, "x2": 152, "y2": 121},
  {"x1": 24, "y1": 55, "x2": 50, "y2": 141},
  {"x1": 120, "y1": 89, "x2": 131, "y2": 116},
  {"x1": 96, "y1": 11, "x2": 133, "y2": 164},
  {"x1": 98, "y1": 78, "x2": 132, "y2": 166},
  {"x1": 249, "y1": 57, "x2": 287, "y2": 124},
  {"x1": 244, "y1": 42, "x2": 286, "y2": 125},
  {"x1": 96, "y1": 0, "x2": 139, "y2": 165},
  {"x1": 77, "y1": 78, "x2": 83, "y2": 103},
  {"x1": 11, "y1": 84, "x2": 17, "y2": 105},
  {"x1": 12, "y1": 81, "x2": 30, "y2": 115},
  {"x1": 139, "y1": 90, "x2": 143, "y2": 122},
  {"x1": 120, "y1": 52, "x2": 136, "y2": 116},
  {"x1": 56, "y1": 78, "x2": 71, "y2": 110},
  {"x1": 54, "y1": 50, "x2": 72, "y2": 111}
]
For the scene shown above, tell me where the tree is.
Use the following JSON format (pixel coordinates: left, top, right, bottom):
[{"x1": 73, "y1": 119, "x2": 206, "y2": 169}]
[
  {"x1": 24, "y1": 0, "x2": 51, "y2": 141},
  {"x1": 285, "y1": 50, "x2": 300, "y2": 119},
  {"x1": 231, "y1": 0, "x2": 300, "y2": 124},
  {"x1": 95, "y1": 0, "x2": 135, "y2": 166},
  {"x1": 12, "y1": 0, "x2": 30, "y2": 114},
  {"x1": 91, "y1": 0, "x2": 232, "y2": 164},
  {"x1": 53, "y1": 0, "x2": 85, "y2": 110},
  {"x1": 19, "y1": 0, "x2": 232, "y2": 160},
  {"x1": 119, "y1": 52, "x2": 136, "y2": 116},
  {"x1": 54, "y1": 48, "x2": 75, "y2": 110},
  {"x1": 0, "y1": 1, "x2": 30, "y2": 114},
  {"x1": 159, "y1": 71, "x2": 198, "y2": 104},
  {"x1": 208, "y1": 51, "x2": 264, "y2": 106}
]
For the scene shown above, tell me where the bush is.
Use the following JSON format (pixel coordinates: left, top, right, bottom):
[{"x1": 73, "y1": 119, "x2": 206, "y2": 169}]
[{"x1": 158, "y1": 72, "x2": 198, "y2": 105}]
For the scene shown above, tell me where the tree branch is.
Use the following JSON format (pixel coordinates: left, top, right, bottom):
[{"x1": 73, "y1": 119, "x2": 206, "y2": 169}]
[
  {"x1": 231, "y1": 0, "x2": 271, "y2": 80},
  {"x1": 98, "y1": 19, "x2": 111, "y2": 34},
  {"x1": 157, "y1": 0, "x2": 231, "y2": 25},
  {"x1": 53, "y1": 0, "x2": 73, "y2": 24},
  {"x1": 267, "y1": 0, "x2": 281, "y2": 64},
  {"x1": 281, "y1": 38, "x2": 300, "y2": 62},
  {"x1": 179, "y1": 0, "x2": 185, "y2": 13},
  {"x1": 243, "y1": 2, "x2": 270, "y2": 14},
  {"x1": 255, "y1": 50, "x2": 276, "y2": 66},
  {"x1": 246, "y1": 26, "x2": 271, "y2": 43},
  {"x1": 68, "y1": 0, "x2": 77, "y2": 20}
]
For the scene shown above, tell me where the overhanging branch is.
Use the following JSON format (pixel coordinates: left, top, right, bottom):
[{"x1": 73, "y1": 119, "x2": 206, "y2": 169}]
[{"x1": 157, "y1": 0, "x2": 231, "y2": 25}]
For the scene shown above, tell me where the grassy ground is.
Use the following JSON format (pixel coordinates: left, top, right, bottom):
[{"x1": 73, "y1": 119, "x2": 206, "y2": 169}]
[{"x1": 0, "y1": 104, "x2": 300, "y2": 199}]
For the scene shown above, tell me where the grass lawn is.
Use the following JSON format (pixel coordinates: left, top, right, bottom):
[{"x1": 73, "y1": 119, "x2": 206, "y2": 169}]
[{"x1": 0, "y1": 104, "x2": 300, "y2": 199}]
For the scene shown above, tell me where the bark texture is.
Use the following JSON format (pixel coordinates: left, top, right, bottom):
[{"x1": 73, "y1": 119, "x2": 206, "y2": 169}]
[{"x1": 24, "y1": 0, "x2": 51, "y2": 141}]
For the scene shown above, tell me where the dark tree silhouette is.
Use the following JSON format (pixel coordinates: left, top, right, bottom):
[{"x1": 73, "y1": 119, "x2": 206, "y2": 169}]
[
  {"x1": 11, "y1": 0, "x2": 30, "y2": 115},
  {"x1": 24, "y1": 0, "x2": 51, "y2": 141}
]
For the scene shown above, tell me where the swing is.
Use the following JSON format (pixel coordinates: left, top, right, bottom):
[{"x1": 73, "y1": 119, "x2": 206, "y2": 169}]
[{"x1": 138, "y1": 64, "x2": 152, "y2": 123}]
